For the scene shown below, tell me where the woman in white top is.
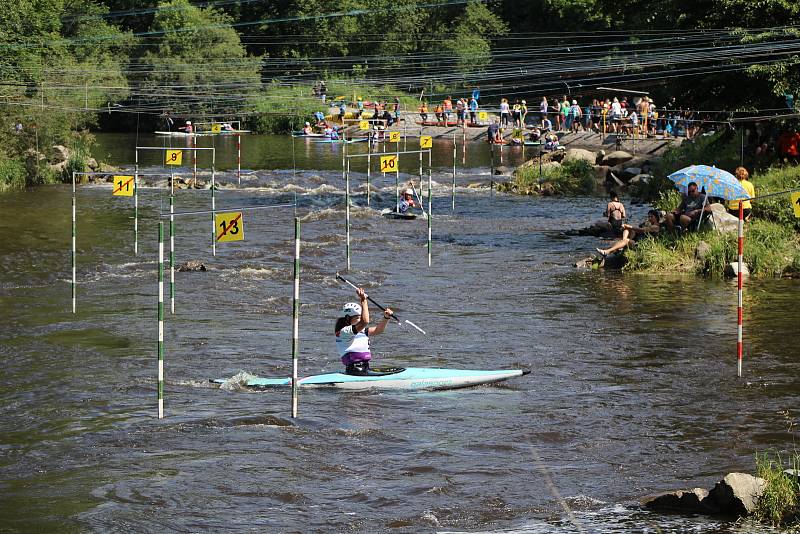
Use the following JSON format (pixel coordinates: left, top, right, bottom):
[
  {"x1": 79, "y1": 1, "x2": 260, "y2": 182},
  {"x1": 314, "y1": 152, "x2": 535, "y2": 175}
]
[
  {"x1": 335, "y1": 288, "x2": 393, "y2": 375},
  {"x1": 499, "y1": 99, "x2": 510, "y2": 126}
]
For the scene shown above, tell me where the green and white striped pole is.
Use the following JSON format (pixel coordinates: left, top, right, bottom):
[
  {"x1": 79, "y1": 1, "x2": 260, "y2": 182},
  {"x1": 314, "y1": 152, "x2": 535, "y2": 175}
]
[
  {"x1": 366, "y1": 133, "x2": 371, "y2": 206},
  {"x1": 428, "y1": 149, "x2": 432, "y2": 267},
  {"x1": 291, "y1": 217, "x2": 300, "y2": 418},
  {"x1": 134, "y1": 157, "x2": 139, "y2": 255},
  {"x1": 452, "y1": 134, "x2": 457, "y2": 211},
  {"x1": 346, "y1": 159, "x2": 351, "y2": 270},
  {"x1": 169, "y1": 173, "x2": 175, "y2": 314},
  {"x1": 72, "y1": 171, "x2": 76, "y2": 313},
  {"x1": 211, "y1": 150, "x2": 217, "y2": 257},
  {"x1": 158, "y1": 221, "x2": 165, "y2": 419}
]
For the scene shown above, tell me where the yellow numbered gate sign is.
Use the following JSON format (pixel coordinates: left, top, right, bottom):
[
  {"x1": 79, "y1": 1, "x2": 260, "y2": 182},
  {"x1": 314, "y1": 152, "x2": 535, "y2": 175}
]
[
  {"x1": 112, "y1": 175, "x2": 135, "y2": 196},
  {"x1": 165, "y1": 149, "x2": 183, "y2": 166},
  {"x1": 389, "y1": 131, "x2": 401, "y2": 143},
  {"x1": 420, "y1": 136, "x2": 432, "y2": 149},
  {"x1": 211, "y1": 123, "x2": 221, "y2": 133},
  {"x1": 380, "y1": 155, "x2": 398, "y2": 173},
  {"x1": 792, "y1": 192, "x2": 800, "y2": 218},
  {"x1": 478, "y1": 111, "x2": 488, "y2": 121},
  {"x1": 215, "y1": 212, "x2": 244, "y2": 243},
  {"x1": 359, "y1": 120, "x2": 370, "y2": 131}
]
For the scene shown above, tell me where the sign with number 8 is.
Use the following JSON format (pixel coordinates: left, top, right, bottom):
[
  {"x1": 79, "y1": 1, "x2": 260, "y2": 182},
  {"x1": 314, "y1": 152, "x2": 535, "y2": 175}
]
[
  {"x1": 165, "y1": 149, "x2": 183, "y2": 166},
  {"x1": 380, "y1": 155, "x2": 398, "y2": 173},
  {"x1": 389, "y1": 131, "x2": 401, "y2": 143}
]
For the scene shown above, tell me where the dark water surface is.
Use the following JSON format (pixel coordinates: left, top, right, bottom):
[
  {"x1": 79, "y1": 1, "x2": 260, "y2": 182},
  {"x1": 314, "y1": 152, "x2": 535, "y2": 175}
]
[{"x1": 1, "y1": 135, "x2": 798, "y2": 532}]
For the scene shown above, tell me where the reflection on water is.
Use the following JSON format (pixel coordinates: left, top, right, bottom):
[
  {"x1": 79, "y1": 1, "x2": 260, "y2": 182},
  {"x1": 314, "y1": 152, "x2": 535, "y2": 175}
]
[{"x1": 1, "y1": 166, "x2": 799, "y2": 532}]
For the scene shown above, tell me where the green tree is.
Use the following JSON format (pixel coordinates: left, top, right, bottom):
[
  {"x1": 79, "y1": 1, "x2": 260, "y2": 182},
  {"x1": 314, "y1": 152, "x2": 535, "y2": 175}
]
[
  {"x1": 140, "y1": 0, "x2": 262, "y2": 115},
  {"x1": 440, "y1": 1, "x2": 508, "y2": 76}
]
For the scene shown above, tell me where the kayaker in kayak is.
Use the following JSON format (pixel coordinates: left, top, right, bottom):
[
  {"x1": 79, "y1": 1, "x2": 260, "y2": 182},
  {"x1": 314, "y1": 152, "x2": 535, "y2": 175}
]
[
  {"x1": 335, "y1": 288, "x2": 393, "y2": 375},
  {"x1": 397, "y1": 188, "x2": 419, "y2": 214}
]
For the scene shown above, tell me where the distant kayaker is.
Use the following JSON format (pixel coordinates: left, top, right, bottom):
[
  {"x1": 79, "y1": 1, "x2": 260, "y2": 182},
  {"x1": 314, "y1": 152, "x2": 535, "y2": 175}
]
[
  {"x1": 302, "y1": 122, "x2": 313, "y2": 135},
  {"x1": 179, "y1": 120, "x2": 193, "y2": 134},
  {"x1": 336, "y1": 288, "x2": 393, "y2": 375},
  {"x1": 397, "y1": 188, "x2": 419, "y2": 214}
]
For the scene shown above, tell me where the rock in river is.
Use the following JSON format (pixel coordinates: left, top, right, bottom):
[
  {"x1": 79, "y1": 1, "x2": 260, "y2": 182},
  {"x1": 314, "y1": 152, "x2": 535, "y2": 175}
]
[{"x1": 177, "y1": 260, "x2": 207, "y2": 272}]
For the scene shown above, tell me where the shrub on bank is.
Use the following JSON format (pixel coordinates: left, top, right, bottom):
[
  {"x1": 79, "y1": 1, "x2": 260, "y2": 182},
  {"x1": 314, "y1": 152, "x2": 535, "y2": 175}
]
[
  {"x1": 513, "y1": 159, "x2": 596, "y2": 195},
  {"x1": 754, "y1": 452, "x2": 800, "y2": 527},
  {"x1": 0, "y1": 154, "x2": 27, "y2": 191},
  {"x1": 623, "y1": 220, "x2": 800, "y2": 277}
]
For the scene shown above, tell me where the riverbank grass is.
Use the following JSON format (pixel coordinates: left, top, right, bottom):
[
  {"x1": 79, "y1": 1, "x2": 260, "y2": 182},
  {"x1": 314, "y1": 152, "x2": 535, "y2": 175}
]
[
  {"x1": 754, "y1": 452, "x2": 800, "y2": 527},
  {"x1": 505, "y1": 159, "x2": 596, "y2": 195}
]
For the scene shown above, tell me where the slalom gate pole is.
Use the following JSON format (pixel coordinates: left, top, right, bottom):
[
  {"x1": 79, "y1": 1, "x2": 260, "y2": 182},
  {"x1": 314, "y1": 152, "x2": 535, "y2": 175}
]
[
  {"x1": 71, "y1": 171, "x2": 76, "y2": 313},
  {"x1": 428, "y1": 149, "x2": 432, "y2": 267},
  {"x1": 211, "y1": 149, "x2": 216, "y2": 257},
  {"x1": 396, "y1": 136, "x2": 400, "y2": 208},
  {"x1": 192, "y1": 135, "x2": 197, "y2": 184},
  {"x1": 158, "y1": 222, "x2": 165, "y2": 419},
  {"x1": 237, "y1": 134, "x2": 241, "y2": 185},
  {"x1": 452, "y1": 133, "x2": 456, "y2": 211},
  {"x1": 367, "y1": 133, "x2": 371, "y2": 206},
  {"x1": 134, "y1": 163, "x2": 139, "y2": 255},
  {"x1": 462, "y1": 130, "x2": 466, "y2": 165},
  {"x1": 346, "y1": 159, "x2": 351, "y2": 270},
  {"x1": 737, "y1": 201, "x2": 744, "y2": 377},
  {"x1": 170, "y1": 173, "x2": 175, "y2": 314},
  {"x1": 291, "y1": 217, "x2": 300, "y2": 418}
]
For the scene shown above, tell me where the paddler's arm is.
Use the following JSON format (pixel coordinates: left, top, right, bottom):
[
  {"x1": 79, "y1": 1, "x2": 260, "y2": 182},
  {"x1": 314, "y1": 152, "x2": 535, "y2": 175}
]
[
  {"x1": 369, "y1": 308, "x2": 393, "y2": 336},
  {"x1": 353, "y1": 288, "x2": 369, "y2": 333}
]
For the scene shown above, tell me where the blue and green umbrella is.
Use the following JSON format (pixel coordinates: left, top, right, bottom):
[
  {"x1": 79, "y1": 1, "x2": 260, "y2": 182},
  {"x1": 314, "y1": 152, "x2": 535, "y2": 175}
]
[{"x1": 667, "y1": 165, "x2": 751, "y2": 201}]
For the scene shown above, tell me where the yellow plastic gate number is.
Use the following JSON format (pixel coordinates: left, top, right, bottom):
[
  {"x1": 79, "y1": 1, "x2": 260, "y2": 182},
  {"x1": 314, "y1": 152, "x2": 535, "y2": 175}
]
[
  {"x1": 389, "y1": 131, "x2": 401, "y2": 143},
  {"x1": 211, "y1": 123, "x2": 221, "y2": 133},
  {"x1": 215, "y1": 212, "x2": 244, "y2": 242},
  {"x1": 419, "y1": 136, "x2": 432, "y2": 149},
  {"x1": 165, "y1": 149, "x2": 183, "y2": 166},
  {"x1": 359, "y1": 120, "x2": 370, "y2": 131},
  {"x1": 792, "y1": 192, "x2": 800, "y2": 218},
  {"x1": 112, "y1": 175, "x2": 134, "y2": 196},
  {"x1": 478, "y1": 111, "x2": 488, "y2": 121},
  {"x1": 380, "y1": 155, "x2": 398, "y2": 173}
]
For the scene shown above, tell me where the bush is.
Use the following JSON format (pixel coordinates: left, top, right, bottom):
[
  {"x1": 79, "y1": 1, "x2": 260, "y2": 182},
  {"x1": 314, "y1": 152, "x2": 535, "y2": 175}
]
[
  {"x1": 0, "y1": 155, "x2": 27, "y2": 191},
  {"x1": 751, "y1": 166, "x2": 800, "y2": 232},
  {"x1": 754, "y1": 452, "x2": 800, "y2": 527},
  {"x1": 513, "y1": 159, "x2": 596, "y2": 196}
]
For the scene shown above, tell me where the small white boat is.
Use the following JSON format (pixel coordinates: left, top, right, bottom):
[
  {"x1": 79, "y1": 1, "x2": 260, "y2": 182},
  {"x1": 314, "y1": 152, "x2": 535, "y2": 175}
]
[{"x1": 381, "y1": 208, "x2": 417, "y2": 220}]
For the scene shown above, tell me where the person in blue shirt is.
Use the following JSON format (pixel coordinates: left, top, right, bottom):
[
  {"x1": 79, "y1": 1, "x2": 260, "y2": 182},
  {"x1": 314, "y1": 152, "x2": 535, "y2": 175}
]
[{"x1": 469, "y1": 96, "x2": 479, "y2": 124}]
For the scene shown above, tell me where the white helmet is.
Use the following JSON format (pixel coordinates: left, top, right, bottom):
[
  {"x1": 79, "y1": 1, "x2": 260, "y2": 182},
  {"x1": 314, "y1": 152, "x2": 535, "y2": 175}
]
[
  {"x1": 186, "y1": 121, "x2": 191, "y2": 125},
  {"x1": 404, "y1": 188, "x2": 413, "y2": 195},
  {"x1": 305, "y1": 121, "x2": 310, "y2": 126},
  {"x1": 342, "y1": 302, "x2": 362, "y2": 317}
]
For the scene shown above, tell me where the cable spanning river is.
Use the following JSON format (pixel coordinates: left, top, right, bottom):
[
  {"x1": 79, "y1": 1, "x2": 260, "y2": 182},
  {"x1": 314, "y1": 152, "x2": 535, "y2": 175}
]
[{"x1": 0, "y1": 134, "x2": 797, "y2": 532}]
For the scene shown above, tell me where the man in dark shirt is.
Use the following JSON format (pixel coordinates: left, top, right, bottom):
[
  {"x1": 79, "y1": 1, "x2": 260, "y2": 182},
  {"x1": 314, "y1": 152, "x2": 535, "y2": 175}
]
[
  {"x1": 665, "y1": 181, "x2": 710, "y2": 232},
  {"x1": 487, "y1": 119, "x2": 501, "y2": 143}
]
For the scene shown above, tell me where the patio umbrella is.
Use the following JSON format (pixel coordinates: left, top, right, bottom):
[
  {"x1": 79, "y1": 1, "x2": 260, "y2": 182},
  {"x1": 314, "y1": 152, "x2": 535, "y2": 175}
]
[{"x1": 668, "y1": 165, "x2": 752, "y2": 229}]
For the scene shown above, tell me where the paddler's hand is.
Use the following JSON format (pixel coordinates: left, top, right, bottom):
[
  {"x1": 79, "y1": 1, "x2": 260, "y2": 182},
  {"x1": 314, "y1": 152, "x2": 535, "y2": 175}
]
[
  {"x1": 382, "y1": 308, "x2": 394, "y2": 320},
  {"x1": 356, "y1": 288, "x2": 368, "y2": 301}
]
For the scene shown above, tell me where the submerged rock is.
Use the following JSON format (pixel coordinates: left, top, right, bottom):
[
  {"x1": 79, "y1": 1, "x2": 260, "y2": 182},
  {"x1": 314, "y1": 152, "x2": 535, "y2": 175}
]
[
  {"x1": 642, "y1": 488, "x2": 713, "y2": 514},
  {"x1": 177, "y1": 260, "x2": 207, "y2": 272}
]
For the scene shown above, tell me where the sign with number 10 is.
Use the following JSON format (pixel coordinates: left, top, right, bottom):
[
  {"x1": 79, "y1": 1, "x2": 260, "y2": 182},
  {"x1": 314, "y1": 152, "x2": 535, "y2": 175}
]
[{"x1": 380, "y1": 155, "x2": 398, "y2": 173}]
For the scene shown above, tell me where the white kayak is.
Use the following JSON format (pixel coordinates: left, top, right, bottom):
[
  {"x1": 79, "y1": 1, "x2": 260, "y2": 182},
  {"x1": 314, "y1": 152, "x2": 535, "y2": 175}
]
[
  {"x1": 154, "y1": 130, "x2": 250, "y2": 136},
  {"x1": 212, "y1": 367, "x2": 528, "y2": 391},
  {"x1": 380, "y1": 207, "x2": 417, "y2": 220}
]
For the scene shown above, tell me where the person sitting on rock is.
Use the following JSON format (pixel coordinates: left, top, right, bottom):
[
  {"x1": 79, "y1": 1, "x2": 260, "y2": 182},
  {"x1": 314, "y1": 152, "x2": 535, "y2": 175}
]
[
  {"x1": 543, "y1": 130, "x2": 559, "y2": 151},
  {"x1": 664, "y1": 181, "x2": 711, "y2": 232},
  {"x1": 605, "y1": 191, "x2": 627, "y2": 236},
  {"x1": 597, "y1": 209, "x2": 661, "y2": 257}
]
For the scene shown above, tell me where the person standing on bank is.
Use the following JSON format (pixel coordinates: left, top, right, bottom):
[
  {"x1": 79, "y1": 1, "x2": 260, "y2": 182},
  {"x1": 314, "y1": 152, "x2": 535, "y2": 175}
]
[
  {"x1": 335, "y1": 288, "x2": 393, "y2": 375},
  {"x1": 727, "y1": 166, "x2": 755, "y2": 220}
]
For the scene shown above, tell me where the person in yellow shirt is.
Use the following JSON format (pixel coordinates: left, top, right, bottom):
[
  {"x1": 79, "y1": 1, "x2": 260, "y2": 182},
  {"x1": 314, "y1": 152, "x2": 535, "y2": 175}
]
[{"x1": 727, "y1": 166, "x2": 755, "y2": 220}]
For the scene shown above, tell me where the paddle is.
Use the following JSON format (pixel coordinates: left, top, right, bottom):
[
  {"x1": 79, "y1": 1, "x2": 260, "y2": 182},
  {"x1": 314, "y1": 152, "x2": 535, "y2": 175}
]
[
  {"x1": 336, "y1": 274, "x2": 426, "y2": 334},
  {"x1": 407, "y1": 180, "x2": 428, "y2": 220}
]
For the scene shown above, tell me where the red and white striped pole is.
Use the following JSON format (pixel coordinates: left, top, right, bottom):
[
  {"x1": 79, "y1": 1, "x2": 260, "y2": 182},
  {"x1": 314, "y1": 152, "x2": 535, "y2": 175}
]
[
  {"x1": 737, "y1": 200, "x2": 744, "y2": 377},
  {"x1": 237, "y1": 134, "x2": 241, "y2": 185}
]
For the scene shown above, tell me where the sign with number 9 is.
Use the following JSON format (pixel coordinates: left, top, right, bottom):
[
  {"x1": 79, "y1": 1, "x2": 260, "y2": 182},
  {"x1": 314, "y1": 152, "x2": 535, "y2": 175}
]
[{"x1": 165, "y1": 149, "x2": 183, "y2": 166}]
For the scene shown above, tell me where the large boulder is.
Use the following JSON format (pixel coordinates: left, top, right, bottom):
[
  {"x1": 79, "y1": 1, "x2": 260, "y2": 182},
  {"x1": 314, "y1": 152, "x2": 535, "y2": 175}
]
[
  {"x1": 51, "y1": 145, "x2": 71, "y2": 163},
  {"x1": 602, "y1": 150, "x2": 634, "y2": 166},
  {"x1": 642, "y1": 488, "x2": 714, "y2": 514},
  {"x1": 707, "y1": 473, "x2": 765, "y2": 516},
  {"x1": 593, "y1": 165, "x2": 610, "y2": 185},
  {"x1": 627, "y1": 174, "x2": 651, "y2": 186},
  {"x1": 708, "y1": 203, "x2": 740, "y2": 233},
  {"x1": 621, "y1": 166, "x2": 642, "y2": 179},
  {"x1": 177, "y1": 260, "x2": 207, "y2": 272},
  {"x1": 563, "y1": 148, "x2": 597, "y2": 165},
  {"x1": 86, "y1": 157, "x2": 99, "y2": 171}
]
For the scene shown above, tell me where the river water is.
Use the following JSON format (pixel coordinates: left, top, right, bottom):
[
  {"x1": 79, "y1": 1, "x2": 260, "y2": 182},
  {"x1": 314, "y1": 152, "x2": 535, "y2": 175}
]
[{"x1": 1, "y1": 133, "x2": 798, "y2": 532}]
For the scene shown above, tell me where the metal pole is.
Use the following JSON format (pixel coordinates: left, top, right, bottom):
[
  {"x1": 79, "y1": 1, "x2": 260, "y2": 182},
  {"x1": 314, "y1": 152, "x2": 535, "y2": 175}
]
[
  {"x1": 291, "y1": 217, "x2": 300, "y2": 418},
  {"x1": 237, "y1": 134, "x2": 241, "y2": 185},
  {"x1": 158, "y1": 222, "x2": 165, "y2": 419},
  {"x1": 346, "y1": 159, "x2": 351, "y2": 270},
  {"x1": 72, "y1": 171, "x2": 76, "y2": 313},
  {"x1": 737, "y1": 201, "x2": 744, "y2": 378},
  {"x1": 452, "y1": 134, "x2": 456, "y2": 211},
  {"x1": 395, "y1": 137, "x2": 400, "y2": 208},
  {"x1": 211, "y1": 149, "x2": 216, "y2": 257},
  {"x1": 170, "y1": 173, "x2": 175, "y2": 314},
  {"x1": 428, "y1": 149, "x2": 432, "y2": 267}
]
